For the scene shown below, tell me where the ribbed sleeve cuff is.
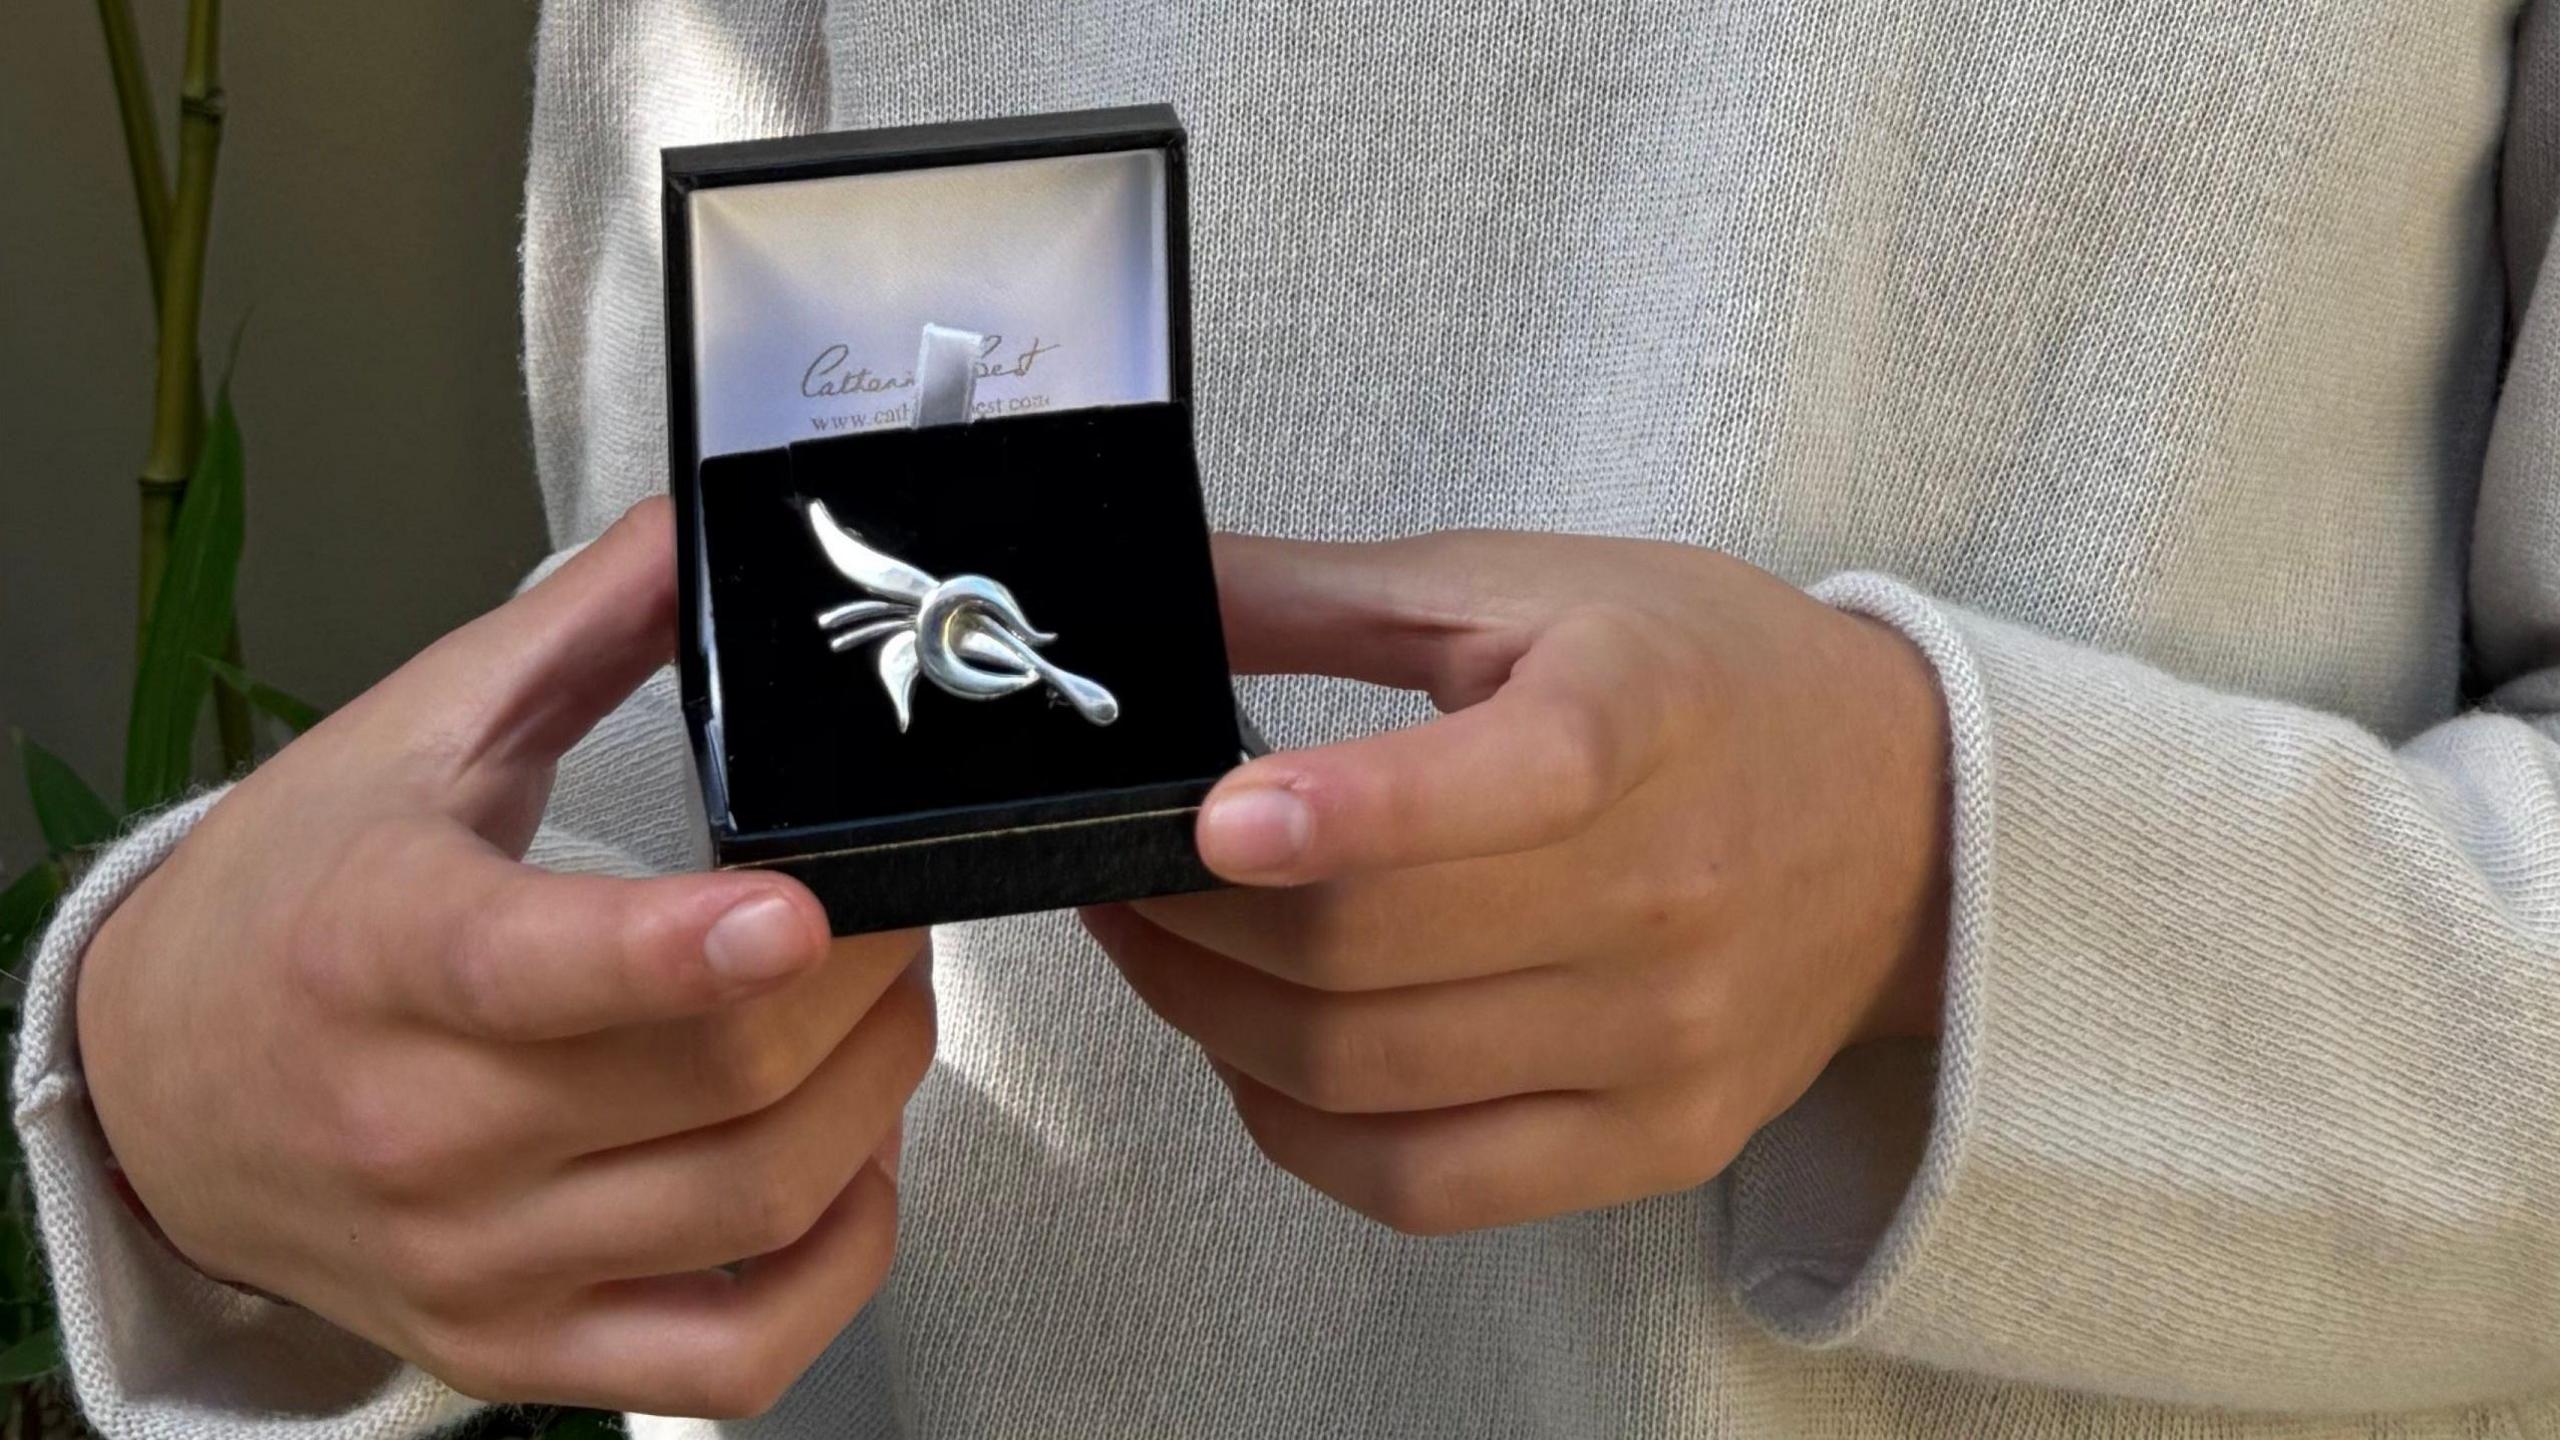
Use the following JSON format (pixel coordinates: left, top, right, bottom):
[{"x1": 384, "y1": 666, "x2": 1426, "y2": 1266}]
[
  {"x1": 1721, "y1": 573, "x2": 1997, "y2": 1355},
  {"x1": 1721, "y1": 570, "x2": 2560, "y2": 1410},
  {"x1": 12, "y1": 786, "x2": 473, "y2": 1439}
]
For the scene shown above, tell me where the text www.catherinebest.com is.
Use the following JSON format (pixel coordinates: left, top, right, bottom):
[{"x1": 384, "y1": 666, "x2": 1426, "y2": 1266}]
[{"x1": 807, "y1": 392, "x2": 1054, "y2": 434}]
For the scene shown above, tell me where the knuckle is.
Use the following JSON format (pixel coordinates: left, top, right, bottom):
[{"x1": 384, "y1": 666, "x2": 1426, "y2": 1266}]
[
  {"x1": 689, "y1": 1014, "x2": 809, "y2": 1118},
  {"x1": 714, "y1": 1181, "x2": 799, "y2": 1262},
  {"x1": 329, "y1": 1081, "x2": 455, "y2": 1203},
  {"x1": 1224, "y1": 1078, "x2": 1282, "y2": 1152},
  {"x1": 875, "y1": 975, "x2": 940, "y2": 1094},
  {"x1": 722, "y1": 1150, "x2": 835, "y2": 1259},
  {"x1": 1224, "y1": 1081, "x2": 1305, "y2": 1177},
  {"x1": 1406, "y1": 527, "x2": 1506, "y2": 567},
  {"x1": 1279, "y1": 1006, "x2": 1393, "y2": 1112},
  {"x1": 1558, "y1": 597, "x2": 1663, "y2": 657},
  {"x1": 1658, "y1": 1091, "x2": 1750, "y2": 1190},
  {"x1": 353, "y1": 811, "x2": 449, "y2": 881},
  {"x1": 1559, "y1": 597, "x2": 1671, "y2": 725},
  {"x1": 441, "y1": 901, "x2": 525, "y2": 1039},
  {"x1": 1623, "y1": 831, "x2": 1724, "y2": 916},
  {"x1": 413, "y1": 1326, "x2": 536, "y2": 1405},
  {"x1": 276, "y1": 898, "x2": 351, "y2": 1006},
  {"x1": 1530, "y1": 690, "x2": 1622, "y2": 832},
  {"x1": 837, "y1": 925, "x2": 930, "y2": 979},
  {"x1": 377, "y1": 1216, "x2": 499, "y2": 1324},
  {"x1": 1617, "y1": 964, "x2": 1725, "y2": 1074},
  {"x1": 670, "y1": 1332, "x2": 805, "y2": 1419},
  {"x1": 696, "y1": 1361, "x2": 796, "y2": 1420},
  {"x1": 283, "y1": 826, "x2": 425, "y2": 1008},
  {"x1": 1649, "y1": 996, "x2": 1723, "y2": 1073},
  {"x1": 1282, "y1": 912, "x2": 1371, "y2": 993},
  {"x1": 1360, "y1": 1139, "x2": 1474, "y2": 1237}
]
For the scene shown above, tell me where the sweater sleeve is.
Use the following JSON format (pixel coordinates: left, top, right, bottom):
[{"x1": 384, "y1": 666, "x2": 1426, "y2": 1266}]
[
  {"x1": 15, "y1": 7, "x2": 832, "y2": 1434},
  {"x1": 1723, "y1": 7, "x2": 2560, "y2": 1413},
  {"x1": 14, "y1": 667, "x2": 707, "y2": 1438},
  {"x1": 12, "y1": 790, "x2": 473, "y2": 1439}
]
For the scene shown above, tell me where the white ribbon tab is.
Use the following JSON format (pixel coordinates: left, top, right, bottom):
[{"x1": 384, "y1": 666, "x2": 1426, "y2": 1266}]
[{"x1": 913, "y1": 323, "x2": 985, "y2": 428}]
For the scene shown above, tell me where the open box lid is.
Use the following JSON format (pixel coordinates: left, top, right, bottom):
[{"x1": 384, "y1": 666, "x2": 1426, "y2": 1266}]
[{"x1": 664, "y1": 104, "x2": 1193, "y2": 463}]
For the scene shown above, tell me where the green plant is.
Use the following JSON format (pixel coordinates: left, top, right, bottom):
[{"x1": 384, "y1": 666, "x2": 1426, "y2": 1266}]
[{"x1": 0, "y1": 7, "x2": 611, "y2": 1436}]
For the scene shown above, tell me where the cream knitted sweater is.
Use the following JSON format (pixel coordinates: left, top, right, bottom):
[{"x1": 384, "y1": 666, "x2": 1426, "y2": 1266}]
[{"x1": 24, "y1": 1, "x2": 2560, "y2": 1435}]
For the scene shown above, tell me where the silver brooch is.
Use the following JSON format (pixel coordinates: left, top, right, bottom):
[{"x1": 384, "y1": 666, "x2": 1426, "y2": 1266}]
[{"x1": 808, "y1": 499, "x2": 1120, "y2": 732}]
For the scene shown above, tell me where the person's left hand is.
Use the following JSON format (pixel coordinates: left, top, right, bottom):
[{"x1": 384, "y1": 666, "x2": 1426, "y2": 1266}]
[{"x1": 1080, "y1": 530, "x2": 1951, "y2": 1235}]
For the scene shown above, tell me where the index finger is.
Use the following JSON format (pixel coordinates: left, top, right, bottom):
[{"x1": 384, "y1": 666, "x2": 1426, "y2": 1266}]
[
  {"x1": 1196, "y1": 611, "x2": 1673, "y2": 885},
  {"x1": 345, "y1": 821, "x2": 841, "y2": 1040},
  {"x1": 347, "y1": 497, "x2": 681, "y2": 838},
  {"x1": 1211, "y1": 532, "x2": 1527, "y2": 703}
]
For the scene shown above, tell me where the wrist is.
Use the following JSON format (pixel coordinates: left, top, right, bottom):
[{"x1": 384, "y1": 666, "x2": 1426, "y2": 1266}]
[{"x1": 1836, "y1": 611, "x2": 1953, "y2": 1044}]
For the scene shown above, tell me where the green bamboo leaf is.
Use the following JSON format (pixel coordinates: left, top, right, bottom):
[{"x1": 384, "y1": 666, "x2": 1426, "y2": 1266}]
[
  {"x1": 201, "y1": 657, "x2": 325, "y2": 734},
  {"x1": 18, "y1": 736, "x2": 119, "y2": 856},
  {"x1": 0, "y1": 1326, "x2": 61, "y2": 1384},
  {"x1": 0, "y1": 1212, "x2": 31, "y2": 1308},
  {"x1": 0, "y1": 863, "x2": 63, "y2": 968},
  {"x1": 125, "y1": 382, "x2": 246, "y2": 812}
]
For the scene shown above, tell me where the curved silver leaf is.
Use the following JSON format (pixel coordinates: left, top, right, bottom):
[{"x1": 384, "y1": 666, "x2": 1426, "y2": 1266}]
[
  {"x1": 818, "y1": 598, "x2": 909, "y2": 631},
  {"x1": 876, "y1": 629, "x2": 921, "y2": 733},
  {"x1": 807, "y1": 500, "x2": 936, "y2": 604},
  {"x1": 827, "y1": 617, "x2": 910, "y2": 654}
]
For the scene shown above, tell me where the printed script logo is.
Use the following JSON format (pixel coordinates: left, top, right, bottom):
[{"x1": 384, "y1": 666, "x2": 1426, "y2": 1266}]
[{"x1": 800, "y1": 333, "x2": 1061, "y2": 400}]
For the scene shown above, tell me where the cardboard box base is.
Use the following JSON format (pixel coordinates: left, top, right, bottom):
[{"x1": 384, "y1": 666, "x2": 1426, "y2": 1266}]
[{"x1": 738, "y1": 802, "x2": 1219, "y2": 933}]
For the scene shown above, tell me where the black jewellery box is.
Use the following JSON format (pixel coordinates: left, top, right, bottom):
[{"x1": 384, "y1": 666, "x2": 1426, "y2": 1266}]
[{"x1": 662, "y1": 106, "x2": 1250, "y2": 934}]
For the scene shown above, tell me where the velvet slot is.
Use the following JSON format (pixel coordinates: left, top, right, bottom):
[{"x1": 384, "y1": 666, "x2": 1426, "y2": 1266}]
[{"x1": 690, "y1": 403, "x2": 1244, "y2": 930}]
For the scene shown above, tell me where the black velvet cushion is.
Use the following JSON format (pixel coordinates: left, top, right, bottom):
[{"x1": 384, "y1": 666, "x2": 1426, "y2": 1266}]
[{"x1": 697, "y1": 401, "x2": 1242, "y2": 848}]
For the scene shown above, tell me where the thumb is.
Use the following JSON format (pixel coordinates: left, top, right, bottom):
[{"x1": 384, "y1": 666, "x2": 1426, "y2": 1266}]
[
  {"x1": 359, "y1": 827, "x2": 833, "y2": 1039},
  {"x1": 358, "y1": 497, "x2": 680, "y2": 835},
  {"x1": 1195, "y1": 609, "x2": 1669, "y2": 884}
]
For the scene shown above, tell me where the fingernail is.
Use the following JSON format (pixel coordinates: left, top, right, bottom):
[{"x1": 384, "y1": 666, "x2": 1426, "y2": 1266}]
[
  {"x1": 704, "y1": 894, "x2": 812, "y2": 985},
  {"x1": 1200, "y1": 786, "x2": 1312, "y2": 876}
]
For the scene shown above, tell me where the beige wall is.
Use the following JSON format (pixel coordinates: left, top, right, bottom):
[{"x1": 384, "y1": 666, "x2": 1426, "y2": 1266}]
[{"x1": 0, "y1": 4, "x2": 548, "y2": 868}]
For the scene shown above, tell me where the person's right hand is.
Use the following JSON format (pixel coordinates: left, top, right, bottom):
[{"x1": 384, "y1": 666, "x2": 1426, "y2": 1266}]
[{"x1": 74, "y1": 497, "x2": 933, "y2": 1419}]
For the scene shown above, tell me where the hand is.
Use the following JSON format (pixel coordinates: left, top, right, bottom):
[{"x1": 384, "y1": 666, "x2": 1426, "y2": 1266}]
[
  {"x1": 77, "y1": 499, "x2": 933, "y2": 1418},
  {"x1": 1084, "y1": 530, "x2": 1948, "y2": 1235}
]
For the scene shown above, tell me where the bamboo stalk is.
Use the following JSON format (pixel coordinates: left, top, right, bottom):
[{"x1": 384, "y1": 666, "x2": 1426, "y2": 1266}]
[
  {"x1": 137, "y1": 0, "x2": 221, "y2": 621},
  {"x1": 94, "y1": 0, "x2": 200, "y2": 514},
  {"x1": 136, "y1": 0, "x2": 253, "y2": 772},
  {"x1": 94, "y1": 0, "x2": 170, "y2": 310}
]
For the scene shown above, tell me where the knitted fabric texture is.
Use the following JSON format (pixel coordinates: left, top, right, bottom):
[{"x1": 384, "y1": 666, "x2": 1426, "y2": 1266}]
[{"x1": 24, "y1": 0, "x2": 2560, "y2": 1435}]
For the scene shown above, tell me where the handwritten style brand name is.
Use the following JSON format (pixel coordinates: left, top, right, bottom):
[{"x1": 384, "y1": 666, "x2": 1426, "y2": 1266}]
[{"x1": 800, "y1": 333, "x2": 1061, "y2": 400}]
